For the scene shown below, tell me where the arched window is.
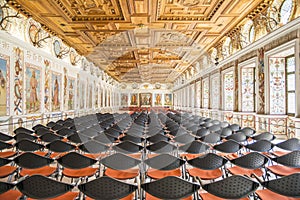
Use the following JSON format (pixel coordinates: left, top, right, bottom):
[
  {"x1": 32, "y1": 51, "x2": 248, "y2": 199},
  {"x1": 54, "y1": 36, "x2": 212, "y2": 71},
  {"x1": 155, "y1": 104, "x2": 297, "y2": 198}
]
[
  {"x1": 249, "y1": 25, "x2": 255, "y2": 43},
  {"x1": 280, "y1": 0, "x2": 293, "y2": 24}
]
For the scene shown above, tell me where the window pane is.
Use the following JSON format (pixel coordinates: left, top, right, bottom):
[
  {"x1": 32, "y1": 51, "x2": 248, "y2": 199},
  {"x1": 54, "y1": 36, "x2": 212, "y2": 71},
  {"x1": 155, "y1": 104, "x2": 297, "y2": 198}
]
[
  {"x1": 241, "y1": 68, "x2": 254, "y2": 112},
  {"x1": 280, "y1": 0, "x2": 293, "y2": 25},
  {"x1": 287, "y1": 74, "x2": 295, "y2": 91},
  {"x1": 223, "y1": 71, "x2": 234, "y2": 111},
  {"x1": 286, "y1": 56, "x2": 295, "y2": 73},
  {"x1": 287, "y1": 93, "x2": 295, "y2": 114},
  {"x1": 203, "y1": 78, "x2": 209, "y2": 108},
  {"x1": 269, "y1": 57, "x2": 285, "y2": 114}
]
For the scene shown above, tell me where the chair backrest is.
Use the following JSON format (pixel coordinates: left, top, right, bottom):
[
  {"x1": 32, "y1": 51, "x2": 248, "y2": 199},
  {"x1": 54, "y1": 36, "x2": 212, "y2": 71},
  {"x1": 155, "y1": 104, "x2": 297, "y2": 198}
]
[
  {"x1": 187, "y1": 153, "x2": 228, "y2": 170},
  {"x1": 14, "y1": 127, "x2": 34, "y2": 135},
  {"x1": 14, "y1": 152, "x2": 54, "y2": 169},
  {"x1": 14, "y1": 132, "x2": 37, "y2": 142},
  {"x1": 240, "y1": 127, "x2": 256, "y2": 137},
  {"x1": 0, "y1": 157, "x2": 12, "y2": 167},
  {"x1": 0, "y1": 140, "x2": 13, "y2": 151},
  {"x1": 201, "y1": 175, "x2": 259, "y2": 199},
  {"x1": 179, "y1": 140, "x2": 210, "y2": 154},
  {"x1": 35, "y1": 127, "x2": 53, "y2": 136},
  {"x1": 141, "y1": 176, "x2": 200, "y2": 199},
  {"x1": 213, "y1": 139, "x2": 243, "y2": 153},
  {"x1": 144, "y1": 154, "x2": 185, "y2": 170},
  {"x1": 78, "y1": 140, "x2": 109, "y2": 154},
  {"x1": 57, "y1": 152, "x2": 97, "y2": 169},
  {"x1": 100, "y1": 153, "x2": 141, "y2": 170},
  {"x1": 261, "y1": 173, "x2": 300, "y2": 197},
  {"x1": 112, "y1": 141, "x2": 144, "y2": 154},
  {"x1": 0, "y1": 132, "x2": 13, "y2": 142},
  {"x1": 146, "y1": 141, "x2": 176, "y2": 154},
  {"x1": 275, "y1": 138, "x2": 300, "y2": 151},
  {"x1": 16, "y1": 175, "x2": 74, "y2": 199},
  {"x1": 78, "y1": 176, "x2": 137, "y2": 200},
  {"x1": 40, "y1": 132, "x2": 63, "y2": 143},
  {"x1": 146, "y1": 134, "x2": 170, "y2": 143},
  {"x1": 196, "y1": 128, "x2": 210, "y2": 138},
  {"x1": 251, "y1": 132, "x2": 276, "y2": 141},
  {"x1": 93, "y1": 133, "x2": 117, "y2": 144},
  {"x1": 200, "y1": 132, "x2": 221, "y2": 144},
  {"x1": 46, "y1": 140, "x2": 76, "y2": 153},
  {"x1": 244, "y1": 140, "x2": 274, "y2": 152},
  {"x1": 272, "y1": 151, "x2": 300, "y2": 167},
  {"x1": 226, "y1": 132, "x2": 247, "y2": 143},
  {"x1": 230, "y1": 152, "x2": 269, "y2": 169},
  {"x1": 173, "y1": 133, "x2": 195, "y2": 144},
  {"x1": 15, "y1": 139, "x2": 44, "y2": 152},
  {"x1": 0, "y1": 181, "x2": 15, "y2": 194}
]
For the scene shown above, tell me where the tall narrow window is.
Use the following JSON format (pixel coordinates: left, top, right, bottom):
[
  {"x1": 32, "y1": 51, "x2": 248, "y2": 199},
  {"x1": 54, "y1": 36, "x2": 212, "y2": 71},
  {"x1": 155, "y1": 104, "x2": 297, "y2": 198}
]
[
  {"x1": 202, "y1": 78, "x2": 209, "y2": 108},
  {"x1": 286, "y1": 56, "x2": 295, "y2": 115},
  {"x1": 241, "y1": 67, "x2": 255, "y2": 112},
  {"x1": 223, "y1": 71, "x2": 234, "y2": 111},
  {"x1": 269, "y1": 57, "x2": 285, "y2": 114},
  {"x1": 280, "y1": 0, "x2": 293, "y2": 25},
  {"x1": 211, "y1": 75, "x2": 220, "y2": 109},
  {"x1": 195, "y1": 81, "x2": 201, "y2": 108}
]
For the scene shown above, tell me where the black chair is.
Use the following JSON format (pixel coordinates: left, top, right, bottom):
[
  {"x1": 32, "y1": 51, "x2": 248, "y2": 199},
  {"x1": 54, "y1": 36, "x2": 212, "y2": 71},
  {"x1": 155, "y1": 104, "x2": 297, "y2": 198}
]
[
  {"x1": 200, "y1": 132, "x2": 221, "y2": 144},
  {"x1": 78, "y1": 140, "x2": 109, "y2": 155},
  {"x1": 267, "y1": 151, "x2": 300, "y2": 177},
  {"x1": 67, "y1": 133, "x2": 90, "y2": 144},
  {"x1": 240, "y1": 127, "x2": 256, "y2": 137},
  {"x1": 32, "y1": 124, "x2": 48, "y2": 131},
  {"x1": 14, "y1": 152, "x2": 56, "y2": 177},
  {"x1": 39, "y1": 132, "x2": 63, "y2": 143},
  {"x1": 226, "y1": 132, "x2": 248, "y2": 143},
  {"x1": 13, "y1": 127, "x2": 34, "y2": 135},
  {"x1": 0, "y1": 132, "x2": 13, "y2": 142},
  {"x1": 228, "y1": 124, "x2": 241, "y2": 132},
  {"x1": 0, "y1": 140, "x2": 13, "y2": 151},
  {"x1": 173, "y1": 133, "x2": 195, "y2": 144},
  {"x1": 57, "y1": 152, "x2": 98, "y2": 180},
  {"x1": 93, "y1": 133, "x2": 117, "y2": 144},
  {"x1": 16, "y1": 175, "x2": 74, "y2": 199},
  {"x1": 34, "y1": 127, "x2": 53, "y2": 136},
  {"x1": 100, "y1": 153, "x2": 141, "y2": 180},
  {"x1": 251, "y1": 132, "x2": 276, "y2": 141},
  {"x1": 146, "y1": 134, "x2": 170, "y2": 143},
  {"x1": 0, "y1": 181, "x2": 22, "y2": 199},
  {"x1": 195, "y1": 128, "x2": 210, "y2": 138},
  {"x1": 253, "y1": 173, "x2": 300, "y2": 199},
  {"x1": 244, "y1": 140, "x2": 274, "y2": 152},
  {"x1": 78, "y1": 176, "x2": 138, "y2": 200},
  {"x1": 14, "y1": 133, "x2": 38, "y2": 142},
  {"x1": 15, "y1": 139, "x2": 44, "y2": 152},
  {"x1": 187, "y1": 153, "x2": 228, "y2": 181},
  {"x1": 146, "y1": 141, "x2": 177, "y2": 154},
  {"x1": 213, "y1": 139, "x2": 243, "y2": 155},
  {"x1": 112, "y1": 141, "x2": 144, "y2": 154},
  {"x1": 120, "y1": 134, "x2": 144, "y2": 144},
  {"x1": 228, "y1": 152, "x2": 269, "y2": 178},
  {"x1": 179, "y1": 140, "x2": 210, "y2": 154},
  {"x1": 46, "y1": 140, "x2": 76, "y2": 158},
  {"x1": 220, "y1": 127, "x2": 233, "y2": 138},
  {"x1": 275, "y1": 138, "x2": 300, "y2": 151},
  {"x1": 141, "y1": 176, "x2": 200, "y2": 199},
  {"x1": 56, "y1": 128, "x2": 76, "y2": 137},
  {"x1": 199, "y1": 175, "x2": 259, "y2": 199}
]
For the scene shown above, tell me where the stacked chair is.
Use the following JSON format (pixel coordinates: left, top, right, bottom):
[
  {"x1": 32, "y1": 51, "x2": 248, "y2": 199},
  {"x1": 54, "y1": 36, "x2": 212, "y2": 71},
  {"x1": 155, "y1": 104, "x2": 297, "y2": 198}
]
[{"x1": 0, "y1": 111, "x2": 299, "y2": 199}]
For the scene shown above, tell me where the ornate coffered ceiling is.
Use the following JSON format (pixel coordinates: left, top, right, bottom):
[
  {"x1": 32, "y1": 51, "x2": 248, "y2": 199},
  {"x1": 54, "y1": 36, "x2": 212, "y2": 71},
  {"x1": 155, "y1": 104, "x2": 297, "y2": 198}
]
[{"x1": 8, "y1": 0, "x2": 263, "y2": 83}]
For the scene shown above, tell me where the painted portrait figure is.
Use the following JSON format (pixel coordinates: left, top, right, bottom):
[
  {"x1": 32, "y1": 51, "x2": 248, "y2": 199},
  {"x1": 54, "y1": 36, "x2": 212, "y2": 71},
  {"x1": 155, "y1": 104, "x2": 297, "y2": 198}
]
[{"x1": 25, "y1": 64, "x2": 41, "y2": 113}]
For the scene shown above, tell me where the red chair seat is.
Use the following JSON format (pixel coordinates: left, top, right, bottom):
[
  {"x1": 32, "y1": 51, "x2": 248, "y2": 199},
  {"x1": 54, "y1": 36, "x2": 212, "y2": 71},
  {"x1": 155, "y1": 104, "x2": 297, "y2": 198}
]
[
  {"x1": 20, "y1": 166, "x2": 56, "y2": 177},
  {"x1": 0, "y1": 190, "x2": 22, "y2": 200},
  {"x1": 228, "y1": 166, "x2": 263, "y2": 177},
  {"x1": 63, "y1": 167, "x2": 98, "y2": 178},
  {"x1": 267, "y1": 165, "x2": 300, "y2": 176},
  {"x1": 104, "y1": 168, "x2": 139, "y2": 180},
  {"x1": 187, "y1": 168, "x2": 222, "y2": 180},
  {"x1": 147, "y1": 168, "x2": 181, "y2": 179},
  {"x1": 256, "y1": 189, "x2": 300, "y2": 200},
  {"x1": 0, "y1": 166, "x2": 17, "y2": 178},
  {"x1": 0, "y1": 151, "x2": 17, "y2": 158}
]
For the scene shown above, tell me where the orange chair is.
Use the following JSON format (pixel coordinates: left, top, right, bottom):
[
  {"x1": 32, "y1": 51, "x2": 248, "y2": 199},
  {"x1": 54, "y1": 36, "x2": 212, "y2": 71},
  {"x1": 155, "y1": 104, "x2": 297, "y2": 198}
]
[
  {"x1": 13, "y1": 152, "x2": 56, "y2": 177},
  {"x1": 0, "y1": 157, "x2": 18, "y2": 180},
  {"x1": 57, "y1": 152, "x2": 98, "y2": 181}
]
